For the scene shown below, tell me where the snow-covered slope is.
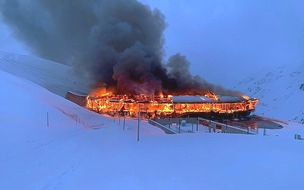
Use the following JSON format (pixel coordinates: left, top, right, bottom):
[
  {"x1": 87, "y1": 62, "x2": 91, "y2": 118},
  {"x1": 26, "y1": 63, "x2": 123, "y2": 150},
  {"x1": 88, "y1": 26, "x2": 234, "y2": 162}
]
[
  {"x1": 0, "y1": 51, "x2": 90, "y2": 97},
  {"x1": 232, "y1": 63, "x2": 304, "y2": 123},
  {"x1": 2, "y1": 50, "x2": 302, "y2": 124},
  {"x1": 0, "y1": 69, "x2": 166, "y2": 189},
  {"x1": 1, "y1": 55, "x2": 304, "y2": 189}
]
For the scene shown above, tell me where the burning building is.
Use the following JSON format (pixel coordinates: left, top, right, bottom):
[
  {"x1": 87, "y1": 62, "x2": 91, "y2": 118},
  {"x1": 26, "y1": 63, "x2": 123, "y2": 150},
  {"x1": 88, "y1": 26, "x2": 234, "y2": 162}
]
[
  {"x1": 85, "y1": 92, "x2": 259, "y2": 119},
  {"x1": 2, "y1": 0, "x2": 260, "y2": 119}
]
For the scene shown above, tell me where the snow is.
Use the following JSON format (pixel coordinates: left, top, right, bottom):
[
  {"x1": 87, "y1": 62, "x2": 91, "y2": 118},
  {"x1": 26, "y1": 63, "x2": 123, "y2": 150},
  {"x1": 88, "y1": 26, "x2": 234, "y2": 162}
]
[
  {"x1": 232, "y1": 63, "x2": 304, "y2": 123},
  {"x1": 0, "y1": 51, "x2": 90, "y2": 97},
  {"x1": 1, "y1": 53, "x2": 304, "y2": 189}
]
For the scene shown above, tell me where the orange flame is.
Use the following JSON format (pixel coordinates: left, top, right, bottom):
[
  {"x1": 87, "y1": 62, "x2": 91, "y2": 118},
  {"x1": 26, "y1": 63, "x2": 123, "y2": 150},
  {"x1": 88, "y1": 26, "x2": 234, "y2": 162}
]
[{"x1": 85, "y1": 89, "x2": 259, "y2": 119}]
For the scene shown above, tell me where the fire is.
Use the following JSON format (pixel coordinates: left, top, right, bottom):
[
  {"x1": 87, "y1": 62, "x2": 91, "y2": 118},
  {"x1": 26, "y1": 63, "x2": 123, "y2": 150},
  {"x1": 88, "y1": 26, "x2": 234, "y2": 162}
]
[
  {"x1": 242, "y1": 95, "x2": 250, "y2": 100},
  {"x1": 89, "y1": 86, "x2": 110, "y2": 98},
  {"x1": 85, "y1": 90, "x2": 259, "y2": 119},
  {"x1": 206, "y1": 91, "x2": 219, "y2": 101}
]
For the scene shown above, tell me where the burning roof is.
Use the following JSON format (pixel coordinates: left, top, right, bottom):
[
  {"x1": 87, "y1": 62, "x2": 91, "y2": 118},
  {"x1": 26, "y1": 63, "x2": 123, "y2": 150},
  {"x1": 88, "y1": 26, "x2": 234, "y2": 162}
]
[
  {"x1": 171, "y1": 96, "x2": 214, "y2": 103},
  {"x1": 171, "y1": 95, "x2": 251, "y2": 103},
  {"x1": 85, "y1": 92, "x2": 259, "y2": 119}
]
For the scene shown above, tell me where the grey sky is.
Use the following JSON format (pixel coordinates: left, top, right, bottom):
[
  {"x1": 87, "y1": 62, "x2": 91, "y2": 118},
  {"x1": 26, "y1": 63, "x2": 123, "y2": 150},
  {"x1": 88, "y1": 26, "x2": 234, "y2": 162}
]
[
  {"x1": 1, "y1": 0, "x2": 304, "y2": 85},
  {"x1": 140, "y1": 0, "x2": 304, "y2": 84}
]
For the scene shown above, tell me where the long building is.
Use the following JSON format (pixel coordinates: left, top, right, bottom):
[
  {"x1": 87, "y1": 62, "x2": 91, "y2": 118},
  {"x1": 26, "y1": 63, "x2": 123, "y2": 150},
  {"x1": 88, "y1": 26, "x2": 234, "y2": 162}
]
[{"x1": 85, "y1": 94, "x2": 259, "y2": 119}]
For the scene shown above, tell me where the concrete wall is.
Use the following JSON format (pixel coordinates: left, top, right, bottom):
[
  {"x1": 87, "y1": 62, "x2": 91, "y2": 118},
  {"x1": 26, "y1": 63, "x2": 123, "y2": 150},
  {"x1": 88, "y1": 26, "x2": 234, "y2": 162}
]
[{"x1": 65, "y1": 91, "x2": 87, "y2": 107}]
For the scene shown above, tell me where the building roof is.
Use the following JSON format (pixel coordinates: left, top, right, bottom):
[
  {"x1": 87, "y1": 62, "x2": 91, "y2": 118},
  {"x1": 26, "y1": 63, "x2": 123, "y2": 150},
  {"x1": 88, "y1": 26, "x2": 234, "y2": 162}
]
[
  {"x1": 172, "y1": 95, "x2": 247, "y2": 103},
  {"x1": 217, "y1": 96, "x2": 246, "y2": 103},
  {"x1": 172, "y1": 96, "x2": 214, "y2": 103}
]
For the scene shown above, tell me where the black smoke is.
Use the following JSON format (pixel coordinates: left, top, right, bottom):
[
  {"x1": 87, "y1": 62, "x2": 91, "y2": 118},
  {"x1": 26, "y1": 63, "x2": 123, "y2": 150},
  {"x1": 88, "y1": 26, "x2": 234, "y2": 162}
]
[{"x1": 0, "y1": 0, "x2": 240, "y2": 96}]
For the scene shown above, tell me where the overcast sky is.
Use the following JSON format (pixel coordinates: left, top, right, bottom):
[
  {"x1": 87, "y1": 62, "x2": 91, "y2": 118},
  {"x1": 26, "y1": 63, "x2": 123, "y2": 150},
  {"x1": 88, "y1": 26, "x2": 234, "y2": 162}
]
[
  {"x1": 140, "y1": 0, "x2": 304, "y2": 84},
  {"x1": 1, "y1": 0, "x2": 304, "y2": 85}
]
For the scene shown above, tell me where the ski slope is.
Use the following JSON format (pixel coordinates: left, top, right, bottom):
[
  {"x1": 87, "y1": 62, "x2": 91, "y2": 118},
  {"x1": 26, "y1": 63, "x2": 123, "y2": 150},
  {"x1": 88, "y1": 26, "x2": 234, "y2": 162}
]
[{"x1": 1, "y1": 55, "x2": 304, "y2": 189}]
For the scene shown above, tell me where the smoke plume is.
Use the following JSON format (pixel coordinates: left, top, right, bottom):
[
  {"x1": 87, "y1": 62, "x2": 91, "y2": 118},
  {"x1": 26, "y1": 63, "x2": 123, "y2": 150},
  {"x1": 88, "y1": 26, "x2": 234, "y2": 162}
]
[{"x1": 0, "y1": 0, "x2": 240, "y2": 96}]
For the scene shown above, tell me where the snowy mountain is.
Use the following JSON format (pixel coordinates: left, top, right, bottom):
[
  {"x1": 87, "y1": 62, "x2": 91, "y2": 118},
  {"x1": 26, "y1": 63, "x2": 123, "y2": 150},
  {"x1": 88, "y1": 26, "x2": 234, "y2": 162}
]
[
  {"x1": 1, "y1": 52, "x2": 304, "y2": 189},
  {"x1": 0, "y1": 51, "x2": 90, "y2": 97},
  {"x1": 2, "y1": 51, "x2": 302, "y2": 125},
  {"x1": 232, "y1": 63, "x2": 304, "y2": 123}
]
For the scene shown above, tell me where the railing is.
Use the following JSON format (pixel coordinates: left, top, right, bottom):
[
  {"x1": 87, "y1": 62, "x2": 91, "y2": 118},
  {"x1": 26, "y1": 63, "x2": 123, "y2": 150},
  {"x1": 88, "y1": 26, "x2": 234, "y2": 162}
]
[
  {"x1": 198, "y1": 117, "x2": 257, "y2": 135},
  {"x1": 148, "y1": 119, "x2": 176, "y2": 134},
  {"x1": 149, "y1": 117, "x2": 258, "y2": 135}
]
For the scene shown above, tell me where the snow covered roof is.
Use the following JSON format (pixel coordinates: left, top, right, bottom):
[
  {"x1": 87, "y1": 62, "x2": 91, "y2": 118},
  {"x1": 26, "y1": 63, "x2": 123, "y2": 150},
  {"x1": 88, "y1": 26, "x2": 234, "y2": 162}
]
[
  {"x1": 217, "y1": 96, "x2": 246, "y2": 103},
  {"x1": 172, "y1": 96, "x2": 214, "y2": 103},
  {"x1": 172, "y1": 95, "x2": 247, "y2": 103}
]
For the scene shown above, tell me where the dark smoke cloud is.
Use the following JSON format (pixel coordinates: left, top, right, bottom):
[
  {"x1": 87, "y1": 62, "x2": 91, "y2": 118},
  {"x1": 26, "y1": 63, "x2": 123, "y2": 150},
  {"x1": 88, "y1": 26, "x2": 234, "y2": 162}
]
[
  {"x1": 166, "y1": 53, "x2": 241, "y2": 96},
  {"x1": 0, "y1": 0, "x2": 240, "y2": 96}
]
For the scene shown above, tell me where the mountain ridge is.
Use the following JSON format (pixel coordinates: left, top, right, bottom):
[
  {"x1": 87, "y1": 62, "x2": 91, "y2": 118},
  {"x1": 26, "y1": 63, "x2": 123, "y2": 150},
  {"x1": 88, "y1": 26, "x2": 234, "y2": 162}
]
[{"x1": 232, "y1": 62, "x2": 304, "y2": 123}]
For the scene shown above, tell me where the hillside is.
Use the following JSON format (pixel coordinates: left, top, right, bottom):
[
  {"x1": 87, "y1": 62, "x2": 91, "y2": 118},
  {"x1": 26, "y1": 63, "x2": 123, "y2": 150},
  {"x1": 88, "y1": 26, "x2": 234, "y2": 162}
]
[
  {"x1": 1, "y1": 53, "x2": 304, "y2": 189},
  {"x1": 0, "y1": 51, "x2": 90, "y2": 97},
  {"x1": 232, "y1": 63, "x2": 304, "y2": 123},
  {"x1": 1, "y1": 51, "x2": 303, "y2": 124}
]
